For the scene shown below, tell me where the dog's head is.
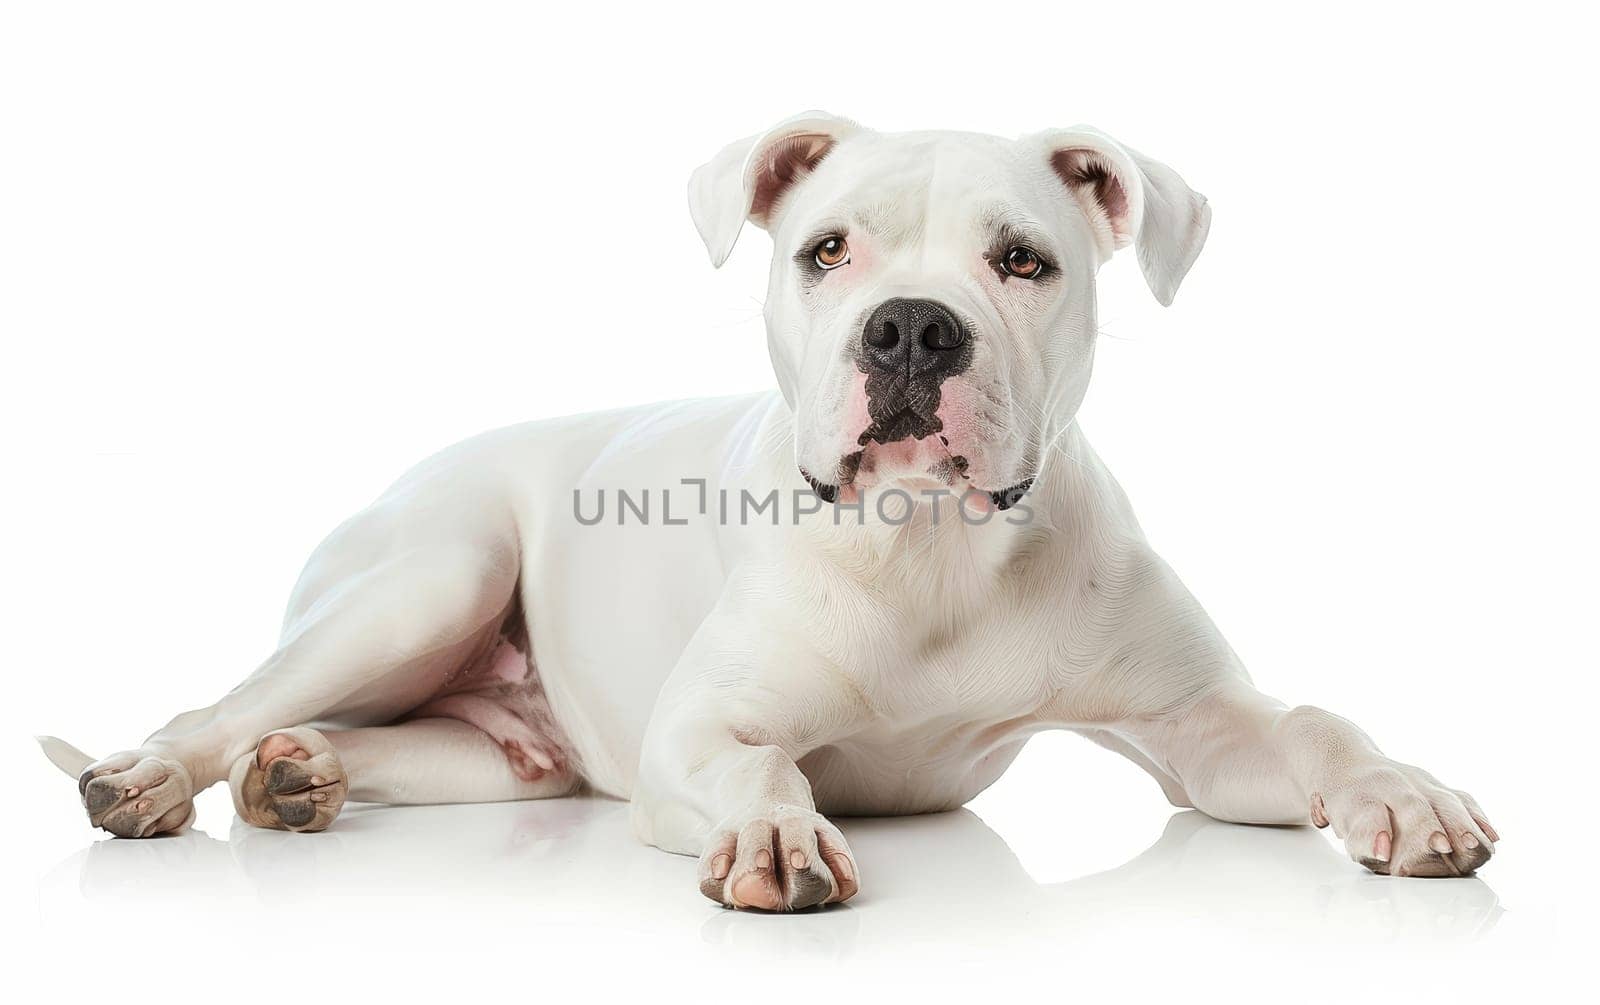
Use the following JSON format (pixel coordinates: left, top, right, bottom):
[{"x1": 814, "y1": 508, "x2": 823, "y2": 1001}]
[{"x1": 690, "y1": 113, "x2": 1209, "y2": 507}]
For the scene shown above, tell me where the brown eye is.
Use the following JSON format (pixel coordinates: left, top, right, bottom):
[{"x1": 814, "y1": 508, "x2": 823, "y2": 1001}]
[
  {"x1": 1003, "y1": 246, "x2": 1044, "y2": 279},
  {"x1": 814, "y1": 235, "x2": 849, "y2": 269}
]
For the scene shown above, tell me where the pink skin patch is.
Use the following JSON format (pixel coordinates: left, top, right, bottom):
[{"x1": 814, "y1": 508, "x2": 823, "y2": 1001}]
[
  {"x1": 933, "y1": 381, "x2": 980, "y2": 446},
  {"x1": 410, "y1": 639, "x2": 569, "y2": 782},
  {"x1": 840, "y1": 376, "x2": 996, "y2": 493},
  {"x1": 485, "y1": 640, "x2": 528, "y2": 685},
  {"x1": 865, "y1": 437, "x2": 928, "y2": 469},
  {"x1": 842, "y1": 373, "x2": 871, "y2": 446},
  {"x1": 255, "y1": 733, "x2": 310, "y2": 769},
  {"x1": 824, "y1": 236, "x2": 876, "y2": 290},
  {"x1": 853, "y1": 436, "x2": 943, "y2": 486},
  {"x1": 935, "y1": 380, "x2": 1017, "y2": 494}
]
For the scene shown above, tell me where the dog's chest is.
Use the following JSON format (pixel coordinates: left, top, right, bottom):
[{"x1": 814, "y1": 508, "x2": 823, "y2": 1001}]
[
  {"x1": 797, "y1": 618, "x2": 1059, "y2": 815},
  {"x1": 799, "y1": 713, "x2": 1036, "y2": 816}
]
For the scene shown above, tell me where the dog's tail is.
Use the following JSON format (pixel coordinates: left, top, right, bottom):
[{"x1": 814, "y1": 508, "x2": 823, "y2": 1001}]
[{"x1": 37, "y1": 735, "x2": 95, "y2": 779}]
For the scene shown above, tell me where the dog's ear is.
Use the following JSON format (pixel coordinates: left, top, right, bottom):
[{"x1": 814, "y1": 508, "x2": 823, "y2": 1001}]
[
  {"x1": 1027, "y1": 127, "x2": 1211, "y2": 306},
  {"x1": 689, "y1": 111, "x2": 859, "y2": 268}
]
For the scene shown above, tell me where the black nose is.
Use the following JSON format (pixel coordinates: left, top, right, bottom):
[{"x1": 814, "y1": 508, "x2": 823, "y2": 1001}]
[{"x1": 861, "y1": 298, "x2": 969, "y2": 376}]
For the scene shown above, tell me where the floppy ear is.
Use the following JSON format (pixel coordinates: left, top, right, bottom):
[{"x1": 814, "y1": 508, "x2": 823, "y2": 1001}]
[
  {"x1": 688, "y1": 111, "x2": 860, "y2": 268},
  {"x1": 1028, "y1": 127, "x2": 1211, "y2": 306}
]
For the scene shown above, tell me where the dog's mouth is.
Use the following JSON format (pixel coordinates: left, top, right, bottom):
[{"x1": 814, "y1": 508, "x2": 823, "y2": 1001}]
[
  {"x1": 985, "y1": 479, "x2": 1034, "y2": 511},
  {"x1": 800, "y1": 448, "x2": 1035, "y2": 512},
  {"x1": 800, "y1": 466, "x2": 842, "y2": 504}
]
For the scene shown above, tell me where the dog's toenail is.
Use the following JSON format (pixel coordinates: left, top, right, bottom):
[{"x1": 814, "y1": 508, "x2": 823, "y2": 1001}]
[
  {"x1": 310, "y1": 792, "x2": 327, "y2": 802},
  {"x1": 135, "y1": 799, "x2": 152, "y2": 813},
  {"x1": 310, "y1": 776, "x2": 326, "y2": 786},
  {"x1": 1461, "y1": 832, "x2": 1479, "y2": 849},
  {"x1": 711, "y1": 854, "x2": 731, "y2": 879},
  {"x1": 1428, "y1": 831, "x2": 1452, "y2": 854},
  {"x1": 125, "y1": 787, "x2": 140, "y2": 798},
  {"x1": 754, "y1": 848, "x2": 772, "y2": 870},
  {"x1": 790, "y1": 849, "x2": 807, "y2": 869},
  {"x1": 1373, "y1": 830, "x2": 1392, "y2": 862}
]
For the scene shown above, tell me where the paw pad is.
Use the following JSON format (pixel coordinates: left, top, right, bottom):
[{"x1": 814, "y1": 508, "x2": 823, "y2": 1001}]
[{"x1": 230, "y1": 727, "x2": 346, "y2": 833}]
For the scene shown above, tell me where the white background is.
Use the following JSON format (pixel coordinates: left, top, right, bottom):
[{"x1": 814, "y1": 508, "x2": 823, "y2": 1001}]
[{"x1": 3, "y1": 1, "x2": 1596, "y2": 1000}]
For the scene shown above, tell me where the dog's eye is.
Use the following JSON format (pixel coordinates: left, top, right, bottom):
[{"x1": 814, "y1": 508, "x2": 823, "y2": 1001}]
[
  {"x1": 1003, "y1": 246, "x2": 1044, "y2": 280},
  {"x1": 814, "y1": 236, "x2": 850, "y2": 270}
]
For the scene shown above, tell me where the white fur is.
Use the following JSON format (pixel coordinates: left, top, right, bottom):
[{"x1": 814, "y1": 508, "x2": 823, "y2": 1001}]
[{"x1": 43, "y1": 114, "x2": 1495, "y2": 904}]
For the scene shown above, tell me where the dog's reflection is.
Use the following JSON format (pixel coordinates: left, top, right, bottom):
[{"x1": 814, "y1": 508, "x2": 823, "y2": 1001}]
[{"x1": 61, "y1": 800, "x2": 1501, "y2": 955}]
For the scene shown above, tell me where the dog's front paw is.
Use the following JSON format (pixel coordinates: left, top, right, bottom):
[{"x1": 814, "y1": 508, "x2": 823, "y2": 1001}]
[
  {"x1": 1311, "y1": 761, "x2": 1498, "y2": 877},
  {"x1": 698, "y1": 806, "x2": 859, "y2": 911}
]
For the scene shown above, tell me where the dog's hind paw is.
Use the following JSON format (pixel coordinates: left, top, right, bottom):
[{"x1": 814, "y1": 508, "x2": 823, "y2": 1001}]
[
  {"x1": 77, "y1": 752, "x2": 196, "y2": 838},
  {"x1": 230, "y1": 727, "x2": 346, "y2": 833}
]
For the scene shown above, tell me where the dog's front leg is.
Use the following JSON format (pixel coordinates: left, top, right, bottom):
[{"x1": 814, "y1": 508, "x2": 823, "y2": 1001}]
[
  {"x1": 632, "y1": 591, "x2": 865, "y2": 911},
  {"x1": 1080, "y1": 551, "x2": 1498, "y2": 877},
  {"x1": 1127, "y1": 685, "x2": 1497, "y2": 876},
  {"x1": 1103, "y1": 668, "x2": 1499, "y2": 879}
]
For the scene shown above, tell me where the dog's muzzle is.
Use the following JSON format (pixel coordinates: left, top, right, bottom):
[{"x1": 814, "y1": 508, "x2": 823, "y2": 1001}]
[
  {"x1": 856, "y1": 297, "x2": 973, "y2": 445},
  {"x1": 797, "y1": 297, "x2": 1032, "y2": 511}
]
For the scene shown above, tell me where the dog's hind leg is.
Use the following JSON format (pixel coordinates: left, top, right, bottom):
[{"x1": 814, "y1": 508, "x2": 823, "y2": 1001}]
[
  {"x1": 46, "y1": 478, "x2": 525, "y2": 838},
  {"x1": 230, "y1": 717, "x2": 579, "y2": 831},
  {"x1": 228, "y1": 726, "x2": 351, "y2": 832}
]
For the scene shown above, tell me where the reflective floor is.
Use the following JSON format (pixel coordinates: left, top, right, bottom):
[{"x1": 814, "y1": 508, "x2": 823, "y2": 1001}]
[
  {"x1": 36, "y1": 791, "x2": 1506, "y2": 954},
  {"x1": 23, "y1": 729, "x2": 1566, "y2": 1001}
]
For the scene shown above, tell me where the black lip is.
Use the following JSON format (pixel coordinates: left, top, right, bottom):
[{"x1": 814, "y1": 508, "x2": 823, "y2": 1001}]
[
  {"x1": 988, "y1": 479, "x2": 1034, "y2": 511},
  {"x1": 798, "y1": 467, "x2": 839, "y2": 503},
  {"x1": 801, "y1": 466, "x2": 1034, "y2": 512}
]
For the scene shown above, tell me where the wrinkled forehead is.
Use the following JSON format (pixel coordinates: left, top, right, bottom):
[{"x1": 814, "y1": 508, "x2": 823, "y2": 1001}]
[{"x1": 777, "y1": 131, "x2": 1059, "y2": 248}]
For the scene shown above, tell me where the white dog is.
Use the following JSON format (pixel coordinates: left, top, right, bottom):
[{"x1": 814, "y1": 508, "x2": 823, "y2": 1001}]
[{"x1": 42, "y1": 112, "x2": 1497, "y2": 910}]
